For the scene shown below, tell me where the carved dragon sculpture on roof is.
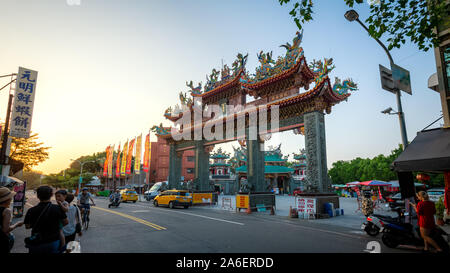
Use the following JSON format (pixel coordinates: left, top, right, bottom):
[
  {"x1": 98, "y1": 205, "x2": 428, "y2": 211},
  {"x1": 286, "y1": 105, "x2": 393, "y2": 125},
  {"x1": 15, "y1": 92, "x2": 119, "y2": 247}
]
[
  {"x1": 240, "y1": 31, "x2": 304, "y2": 84},
  {"x1": 293, "y1": 149, "x2": 307, "y2": 160},
  {"x1": 150, "y1": 123, "x2": 170, "y2": 136},
  {"x1": 204, "y1": 68, "x2": 221, "y2": 92},
  {"x1": 232, "y1": 53, "x2": 248, "y2": 76},
  {"x1": 221, "y1": 64, "x2": 231, "y2": 81},
  {"x1": 310, "y1": 58, "x2": 335, "y2": 85},
  {"x1": 164, "y1": 91, "x2": 194, "y2": 120},
  {"x1": 186, "y1": 81, "x2": 202, "y2": 95},
  {"x1": 332, "y1": 77, "x2": 358, "y2": 95}
]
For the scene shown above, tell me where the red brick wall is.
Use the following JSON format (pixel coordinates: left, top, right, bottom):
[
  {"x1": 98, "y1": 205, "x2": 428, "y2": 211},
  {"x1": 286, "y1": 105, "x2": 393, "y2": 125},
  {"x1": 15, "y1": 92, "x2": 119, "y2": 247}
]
[{"x1": 146, "y1": 136, "x2": 195, "y2": 184}]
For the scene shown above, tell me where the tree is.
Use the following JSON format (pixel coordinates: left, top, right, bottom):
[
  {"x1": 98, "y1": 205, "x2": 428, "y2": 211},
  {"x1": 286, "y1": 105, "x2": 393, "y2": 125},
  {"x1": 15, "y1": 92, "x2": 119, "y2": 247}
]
[
  {"x1": 4, "y1": 133, "x2": 50, "y2": 172},
  {"x1": 278, "y1": 0, "x2": 448, "y2": 51},
  {"x1": 328, "y1": 144, "x2": 445, "y2": 187}
]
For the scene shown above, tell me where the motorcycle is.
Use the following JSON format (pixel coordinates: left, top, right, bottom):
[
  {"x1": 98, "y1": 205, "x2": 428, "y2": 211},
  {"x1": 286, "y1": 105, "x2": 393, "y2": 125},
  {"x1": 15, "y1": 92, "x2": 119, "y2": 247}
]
[
  {"x1": 362, "y1": 207, "x2": 405, "y2": 236},
  {"x1": 108, "y1": 196, "x2": 121, "y2": 208},
  {"x1": 380, "y1": 212, "x2": 450, "y2": 252}
]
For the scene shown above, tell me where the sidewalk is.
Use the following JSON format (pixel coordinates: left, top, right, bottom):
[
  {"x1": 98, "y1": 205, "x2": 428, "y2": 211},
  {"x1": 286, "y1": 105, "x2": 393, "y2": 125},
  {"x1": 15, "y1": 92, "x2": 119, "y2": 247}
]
[{"x1": 206, "y1": 194, "x2": 395, "y2": 230}]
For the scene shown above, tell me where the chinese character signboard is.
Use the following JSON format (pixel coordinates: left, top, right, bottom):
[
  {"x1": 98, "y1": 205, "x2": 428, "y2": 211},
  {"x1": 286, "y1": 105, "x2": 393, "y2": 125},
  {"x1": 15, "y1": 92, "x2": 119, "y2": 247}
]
[
  {"x1": 10, "y1": 67, "x2": 38, "y2": 138},
  {"x1": 297, "y1": 197, "x2": 316, "y2": 216}
]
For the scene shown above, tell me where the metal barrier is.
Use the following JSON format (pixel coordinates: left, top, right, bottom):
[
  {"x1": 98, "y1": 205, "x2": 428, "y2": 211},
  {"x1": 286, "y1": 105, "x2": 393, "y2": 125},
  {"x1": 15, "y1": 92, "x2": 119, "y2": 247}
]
[
  {"x1": 236, "y1": 192, "x2": 275, "y2": 213},
  {"x1": 221, "y1": 197, "x2": 233, "y2": 210}
]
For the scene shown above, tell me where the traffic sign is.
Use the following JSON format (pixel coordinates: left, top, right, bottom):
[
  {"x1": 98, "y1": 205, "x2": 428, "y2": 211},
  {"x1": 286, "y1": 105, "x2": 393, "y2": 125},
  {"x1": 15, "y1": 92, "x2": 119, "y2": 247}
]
[
  {"x1": 392, "y1": 64, "x2": 412, "y2": 95},
  {"x1": 379, "y1": 64, "x2": 395, "y2": 94}
]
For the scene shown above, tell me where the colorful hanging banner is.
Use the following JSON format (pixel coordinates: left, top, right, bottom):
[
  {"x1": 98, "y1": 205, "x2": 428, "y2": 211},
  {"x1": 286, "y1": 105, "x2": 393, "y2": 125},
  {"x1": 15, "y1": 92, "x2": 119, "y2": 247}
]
[
  {"x1": 143, "y1": 133, "x2": 150, "y2": 172},
  {"x1": 108, "y1": 144, "x2": 114, "y2": 178},
  {"x1": 126, "y1": 138, "x2": 135, "y2": 175},
  {"x1": 103, "y1": 146, "x2": 110, "y2": 177},
  {"x1": 121, "y1": 140, "x2": 128, "y2": 176},
  {"x1": 134, "y1": 134, "x2": 142, "y2": 174},
  {"x1": 115, "y1": 143, "x2": 121, "y2": 178}
]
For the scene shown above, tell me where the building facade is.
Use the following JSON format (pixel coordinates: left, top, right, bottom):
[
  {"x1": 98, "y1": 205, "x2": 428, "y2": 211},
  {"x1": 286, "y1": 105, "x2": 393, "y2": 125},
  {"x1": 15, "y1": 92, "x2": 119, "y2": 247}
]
[{"x1": 146, "y1": 135, "x2": 195, "y2": 184}]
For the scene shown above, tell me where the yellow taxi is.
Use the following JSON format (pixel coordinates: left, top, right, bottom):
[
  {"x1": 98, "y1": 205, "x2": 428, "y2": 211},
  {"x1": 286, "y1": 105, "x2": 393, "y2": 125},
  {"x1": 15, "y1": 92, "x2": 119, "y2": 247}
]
[
  {"x1": 120, "y1": 189, "x2": 138, "y2": 203},
  {"x1": 153, "y1": 190, "x2": 192, "y2": 209}
]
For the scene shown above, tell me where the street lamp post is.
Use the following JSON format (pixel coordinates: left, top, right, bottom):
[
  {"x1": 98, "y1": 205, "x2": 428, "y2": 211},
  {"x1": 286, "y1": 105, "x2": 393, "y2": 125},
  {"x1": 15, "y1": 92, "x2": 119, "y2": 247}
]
[
  {"x1": 345, "y1": 10, "x2": 408, "y2": 150},
  {"x1": 71, "y1": 159, "x2": 94, "y2": 195}
]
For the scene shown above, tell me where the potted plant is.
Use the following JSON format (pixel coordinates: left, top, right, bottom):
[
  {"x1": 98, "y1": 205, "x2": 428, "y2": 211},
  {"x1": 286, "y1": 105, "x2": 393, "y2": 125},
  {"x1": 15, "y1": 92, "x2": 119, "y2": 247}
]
[{"x1": 435, "y1": 196, "x2": 445, "y2": 226}]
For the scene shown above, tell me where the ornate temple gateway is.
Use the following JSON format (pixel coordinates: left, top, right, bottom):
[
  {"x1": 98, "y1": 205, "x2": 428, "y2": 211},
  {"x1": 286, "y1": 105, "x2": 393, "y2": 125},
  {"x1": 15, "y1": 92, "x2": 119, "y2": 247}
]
[
  {"x1": 151, "y1": 32, "x2": 357, "y2": 211},
  {"x1": 234, "y1": 144, "x2": 294, "y2": 194}
]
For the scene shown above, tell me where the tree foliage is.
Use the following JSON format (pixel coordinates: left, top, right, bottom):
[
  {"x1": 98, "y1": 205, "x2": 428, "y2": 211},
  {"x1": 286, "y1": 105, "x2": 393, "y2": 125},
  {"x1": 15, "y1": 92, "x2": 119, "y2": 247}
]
[
  {"x1": 2, "y1": 133, "x2": 50, "y2": 171},
  {"x1": 278, "y1": 0, "x2": 448, "y2": 51},
  {"x1": 328, "y1": 144, "x2": 444, "y2": 187}
]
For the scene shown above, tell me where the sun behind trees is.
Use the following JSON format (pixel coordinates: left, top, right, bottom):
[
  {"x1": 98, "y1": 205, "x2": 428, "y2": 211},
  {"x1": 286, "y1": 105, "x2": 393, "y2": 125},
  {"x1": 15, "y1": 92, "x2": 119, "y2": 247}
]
[{"x1": 8, "y1": 133, "x2": 50, "y2": 172}]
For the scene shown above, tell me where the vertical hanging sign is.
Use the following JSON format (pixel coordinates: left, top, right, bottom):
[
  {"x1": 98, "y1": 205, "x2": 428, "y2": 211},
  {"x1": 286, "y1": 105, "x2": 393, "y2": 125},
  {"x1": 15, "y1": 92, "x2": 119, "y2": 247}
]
[
  {"x1": 121, "y1": 140, "x2": 128, "y2": 176},
  {"x1": 115, "y1": 143, "x2": 121, "y2": 178},
  {"x1": 108, "y1": 144, "x2": 114, "y2": 178},
  {"x1": 126, "y1": 138, "x2": 135, "y2": 175},
  {"x1": 10, "y1": 67, "x2": 38, "y2": 138},
  {"x1": 134, "y1": 134, "x2": 142, "y2": 174},
  {"x1": 143, "y1": 133, "x2": 150, "y2": 172},
  {"x1": 103, "y1": 146, "x2": 110, "y2": 177}
]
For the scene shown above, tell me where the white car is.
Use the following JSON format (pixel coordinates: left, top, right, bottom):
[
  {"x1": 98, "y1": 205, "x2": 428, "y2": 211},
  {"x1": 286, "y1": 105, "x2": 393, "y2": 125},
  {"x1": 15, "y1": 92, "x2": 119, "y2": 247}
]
[{"x1": 427, "y1": 188, "x2": 445, "y2": 202}]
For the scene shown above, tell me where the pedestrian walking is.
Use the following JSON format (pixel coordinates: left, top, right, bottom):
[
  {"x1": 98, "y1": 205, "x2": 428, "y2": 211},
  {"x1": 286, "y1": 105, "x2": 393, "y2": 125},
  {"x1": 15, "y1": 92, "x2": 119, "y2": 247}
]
[
  {"x1": 411, "y1": 191, "x2": 443, "y2": 253},
  {"x1": 62, "y1": 193, "x2": 82, "y2": 252},
  {"x1": 24, "y1": 186, "x2": 68, "y2": 253},
  {"x1": 55, "y1": 189, "x2": 69, "y2": 252},
  {"x1": 0, "y1": 187, "x2": 24, "y2": 253}
]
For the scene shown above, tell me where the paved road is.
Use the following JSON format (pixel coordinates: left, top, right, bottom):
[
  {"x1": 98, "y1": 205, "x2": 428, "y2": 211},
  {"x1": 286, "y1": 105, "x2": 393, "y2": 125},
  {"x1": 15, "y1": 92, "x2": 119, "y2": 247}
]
[{"x1": 11, "y1": 194, "x2": 413, "y2": 253}]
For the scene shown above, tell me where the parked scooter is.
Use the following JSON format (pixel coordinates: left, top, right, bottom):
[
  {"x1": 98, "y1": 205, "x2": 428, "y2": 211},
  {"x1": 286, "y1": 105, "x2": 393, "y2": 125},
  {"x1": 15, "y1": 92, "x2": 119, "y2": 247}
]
[
  {"x1": 362, "y1": 207, "x2": 405, "y2": 236},
  {"x1": 380, "y1": 212, "x2": 450, "y2": 252}
]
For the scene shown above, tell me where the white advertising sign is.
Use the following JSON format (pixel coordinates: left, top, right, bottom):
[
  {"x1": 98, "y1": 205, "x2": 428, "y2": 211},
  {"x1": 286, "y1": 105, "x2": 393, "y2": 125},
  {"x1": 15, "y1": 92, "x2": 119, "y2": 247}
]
[
  {"x1": 297, "y1": 197, "x2": 316, "y2": 215},
  {"x1": 10, "y1": 67, "x2": 38, "y2": 138}
]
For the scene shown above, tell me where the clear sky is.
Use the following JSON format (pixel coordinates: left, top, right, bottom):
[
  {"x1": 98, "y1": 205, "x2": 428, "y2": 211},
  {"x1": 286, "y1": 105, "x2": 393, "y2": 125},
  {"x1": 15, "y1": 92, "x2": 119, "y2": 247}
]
[{"x1": 0, "y1": 0, "x2": 442, "y2": 175}]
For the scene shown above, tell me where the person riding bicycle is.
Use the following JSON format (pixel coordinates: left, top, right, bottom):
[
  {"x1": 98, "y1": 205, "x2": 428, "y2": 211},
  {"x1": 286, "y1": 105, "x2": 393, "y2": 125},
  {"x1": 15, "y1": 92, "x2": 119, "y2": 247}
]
[{"x1": 77, "y1": 188, "x2": 95, "y2": 222}]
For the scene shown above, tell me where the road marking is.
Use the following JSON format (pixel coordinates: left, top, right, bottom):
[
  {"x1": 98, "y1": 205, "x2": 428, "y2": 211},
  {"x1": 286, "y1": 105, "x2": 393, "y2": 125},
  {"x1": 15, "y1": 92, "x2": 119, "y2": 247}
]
[
  {"x1": 167, "y1": 210, "x2": 244, "y2": 226},
  {"x1": 115, "y1": 202, "x2": 244, "y2": 226},
  {"x1": 131, "y1": 210, "x2": 151, "y2": 213},
  {"x1": 92, "y1": 206, "x2": 166, "y2": 231}
]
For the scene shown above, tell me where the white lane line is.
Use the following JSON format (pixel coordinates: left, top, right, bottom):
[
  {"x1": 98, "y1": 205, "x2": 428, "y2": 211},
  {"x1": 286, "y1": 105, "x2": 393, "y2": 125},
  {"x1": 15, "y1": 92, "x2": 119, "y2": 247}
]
[
  {"x1": 115, "y1": 202, "x2": 244, "y2": 226},
  {"x1": 131, "y1": 210, "x2": 151, "y2": 213},
  {"x1": 167, "y1": 210, "x2": 244, "y2": 226}
]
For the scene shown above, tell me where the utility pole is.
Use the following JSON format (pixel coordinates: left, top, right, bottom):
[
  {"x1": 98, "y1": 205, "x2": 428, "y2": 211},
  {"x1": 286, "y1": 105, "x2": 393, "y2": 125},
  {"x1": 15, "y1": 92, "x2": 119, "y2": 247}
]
[{"x1": 0, "y1": 93, "x2": 14, "y2": 176}]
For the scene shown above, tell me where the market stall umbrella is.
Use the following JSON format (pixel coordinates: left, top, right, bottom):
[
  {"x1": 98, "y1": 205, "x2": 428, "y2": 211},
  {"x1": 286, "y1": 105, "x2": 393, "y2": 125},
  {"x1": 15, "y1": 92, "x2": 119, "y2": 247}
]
[
  {"x1": 345, "y1": 181, "x2": 360, "y2": 187},
  {"x1": 359, "y1": 180, "x2": 391, "y2": 186}
]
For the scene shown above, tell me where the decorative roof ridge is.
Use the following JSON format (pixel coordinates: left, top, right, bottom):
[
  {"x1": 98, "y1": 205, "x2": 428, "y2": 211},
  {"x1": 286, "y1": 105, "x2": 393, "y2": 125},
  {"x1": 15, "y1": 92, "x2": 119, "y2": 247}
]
[
  {"x1": 240, "y1": 55, "x2": 306, "y2": 90},
  {"x1": 192, "y1": 69, "x2": 244, "y2": 98}
]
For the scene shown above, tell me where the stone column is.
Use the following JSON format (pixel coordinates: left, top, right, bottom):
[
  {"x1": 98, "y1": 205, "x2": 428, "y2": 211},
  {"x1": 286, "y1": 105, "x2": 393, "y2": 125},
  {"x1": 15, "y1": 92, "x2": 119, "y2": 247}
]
[
  {"x1": 246, "y1": 138, "x2": 265, "y2": 192},
  {"x1": 194, "y1": 140, "x2": 211, "y2": 191},
  {"x1": 304, "y1": 111, "x2": 331, "y2": 193},
  {"x1": 168, "y1": 143, "x2": 182, "y2": 190}
]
